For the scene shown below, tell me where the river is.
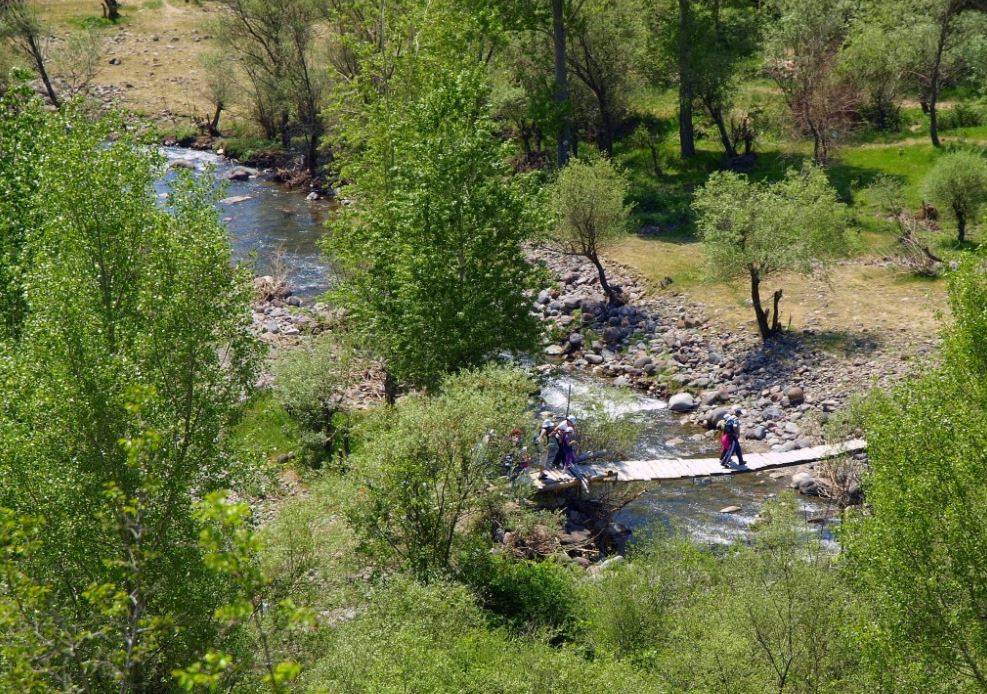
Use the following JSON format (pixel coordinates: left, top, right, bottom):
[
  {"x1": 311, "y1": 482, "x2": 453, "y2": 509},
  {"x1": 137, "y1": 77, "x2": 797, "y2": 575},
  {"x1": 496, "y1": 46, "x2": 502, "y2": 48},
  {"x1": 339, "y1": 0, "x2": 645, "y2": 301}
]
[{"x1": 161, "y1": 147, "x2": 840, "y2": 547}]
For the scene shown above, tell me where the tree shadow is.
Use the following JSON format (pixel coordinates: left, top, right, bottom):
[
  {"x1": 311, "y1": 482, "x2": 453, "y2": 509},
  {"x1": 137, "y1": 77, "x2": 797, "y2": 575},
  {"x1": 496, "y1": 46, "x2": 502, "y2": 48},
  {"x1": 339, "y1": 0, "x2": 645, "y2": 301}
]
[{"x1": 736, "y1": 329, "x2": 885, "y2": 391}]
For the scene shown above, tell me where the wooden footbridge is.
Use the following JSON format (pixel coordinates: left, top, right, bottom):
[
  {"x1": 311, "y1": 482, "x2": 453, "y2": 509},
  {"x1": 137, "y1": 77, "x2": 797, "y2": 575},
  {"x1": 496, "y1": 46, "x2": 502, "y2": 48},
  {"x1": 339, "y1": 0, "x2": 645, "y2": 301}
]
[{"x1": 528, "y1": 439, "x2": 867, "y2": 492}]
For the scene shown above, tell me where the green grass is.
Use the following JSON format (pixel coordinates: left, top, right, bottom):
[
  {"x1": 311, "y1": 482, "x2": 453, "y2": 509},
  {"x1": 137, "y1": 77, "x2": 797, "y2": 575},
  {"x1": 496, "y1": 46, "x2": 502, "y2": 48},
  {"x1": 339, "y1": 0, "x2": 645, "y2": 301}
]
[{"x1": 230, "y1": 392, "x2": 303, "y2": 465}]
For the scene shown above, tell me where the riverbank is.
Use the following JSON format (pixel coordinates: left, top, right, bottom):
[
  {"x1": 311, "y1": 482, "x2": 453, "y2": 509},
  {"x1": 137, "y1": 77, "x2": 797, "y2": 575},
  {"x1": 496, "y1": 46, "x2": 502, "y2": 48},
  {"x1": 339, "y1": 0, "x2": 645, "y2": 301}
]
[{"x1": 529, "y1": 247, "x2": 938, "y2": 454}]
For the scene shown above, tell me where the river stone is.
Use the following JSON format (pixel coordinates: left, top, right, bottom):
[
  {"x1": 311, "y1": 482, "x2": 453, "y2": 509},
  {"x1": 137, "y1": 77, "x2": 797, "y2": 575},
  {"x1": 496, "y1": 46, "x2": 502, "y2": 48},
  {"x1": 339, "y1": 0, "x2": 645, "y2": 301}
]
[
  {"x1": 225, "y1": 166, "x2": 258, "y2": 181},
  {"x1": 537, "y1": 289, "x2": 551, "y2": 305},
  {"x1": 719, "y1": 505, "x2": 741, "y2": 514},
  {"x1": 169, "y1": 158, "x2": 196, "y2": 170},
  {"x1": 220, "y1": 195, "x2": 252, "y2": 205},
  {"x1": 603, "y1": 326, "x2": 623, "y2": 343},
  {"x1": 633, "y1": 355, "x2": 653, "y2": 369},
  {"x1": 762, "y1": 405, "x2": 784, "y2": 421},
  {"x1": 707, "y1": 351, "x2": 723, "y2": 365},
  {"x1": 797, "y1": 478, "x2": 820, "y2": 496},
  {"x1": 790, "y1": 472, "x2": 814, "y2": 488},
  {"x1": 585, "y1": 353, "x2": 604, "y2": 365},
  {"x1": 613, "y1": 376, "x2": 630, "y2": 388},
  {"x1": 669, "y1": 392, "x2": 697, "y2": 412},
  {"x1": 783, "y1": 422, "x2": 801, "y2": 435},
  {"x1": 561, "y1": 528, "x2": 592, "y2": 545},
  {"x1": 544, "y1": 345, "x2": 565, "y2": 356},
  {"x1": 706, "y1": 407, "x2": 729, "y2": 429},
  {"x1": 745, "y1": 426, "x2": 766, "y2": 440},
  {"x1": 568, "y1": 332, "x2": 584, "y2": 347}
]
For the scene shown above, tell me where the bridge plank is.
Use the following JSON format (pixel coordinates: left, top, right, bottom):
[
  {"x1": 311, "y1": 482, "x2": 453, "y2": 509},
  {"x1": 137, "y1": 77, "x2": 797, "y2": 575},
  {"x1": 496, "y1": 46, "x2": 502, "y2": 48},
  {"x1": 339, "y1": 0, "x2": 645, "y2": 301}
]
[{"x1": 526, "y1": 439, "x2": 866, "y2": 491}]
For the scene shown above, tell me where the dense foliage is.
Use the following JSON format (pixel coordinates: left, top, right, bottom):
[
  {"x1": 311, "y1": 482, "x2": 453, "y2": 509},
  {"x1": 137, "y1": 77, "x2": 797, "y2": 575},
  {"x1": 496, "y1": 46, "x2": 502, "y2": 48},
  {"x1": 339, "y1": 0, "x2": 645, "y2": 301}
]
[{"x1": 0, "y1": 88, "x2": 260, "y2": 690}]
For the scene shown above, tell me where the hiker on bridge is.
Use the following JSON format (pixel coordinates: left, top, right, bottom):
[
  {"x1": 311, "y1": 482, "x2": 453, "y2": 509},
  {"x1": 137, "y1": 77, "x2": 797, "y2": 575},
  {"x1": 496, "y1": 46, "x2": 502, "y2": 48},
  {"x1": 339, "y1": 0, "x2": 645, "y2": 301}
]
[
  {"x1": 535, "y1": 418, "x2": 556, "y2": 480},
  {"x1": 719, "y1": 407, "x2": 746, "y2": 468}
]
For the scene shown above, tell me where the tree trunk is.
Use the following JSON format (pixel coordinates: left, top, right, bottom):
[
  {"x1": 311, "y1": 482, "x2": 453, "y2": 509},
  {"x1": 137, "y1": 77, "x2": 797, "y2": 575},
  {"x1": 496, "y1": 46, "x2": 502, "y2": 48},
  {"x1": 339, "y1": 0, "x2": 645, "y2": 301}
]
[
  {"x1": 677, "y1": 0, "x2": 695, "y2": 159},
  {"x1": 589, "y1": 253, "x2": 623, "y2": 306},
  {"x1": 750, "y1": 266, "x2": 781, "y2": 340},
  {"x1": 708, "y1": 103, "x2": 737, "y2": 158},
  {"x1": 305, "y1": 131, "x2": 320, "y2": 176},
  {"x1": 929, "y1": 19, "x2": 948, "y2": 148},
  {"x1": 551, "y1": 0, "x2": 573, "y2": 167},
  {"x1": 597, "y1": 92, "x2": 614, "y2": 156},
  {"x1": 383, "y1": 369, "x2": 397, "y2": 406},
  {"x1": 208, "y1": 103, "x2": 223, "y2": 137},
  {"x1": 956, "y1": 207, "x2": 966, "y2": 243},
  {"x1": 102, "y1": 0, "x2": 120, "y2": 21},
  {"x1": 280, "y1": 111, "x2": 291, "y2": 150},
  {"x1": 27, "y1": 36, "x2": 59, "y2": 108}
]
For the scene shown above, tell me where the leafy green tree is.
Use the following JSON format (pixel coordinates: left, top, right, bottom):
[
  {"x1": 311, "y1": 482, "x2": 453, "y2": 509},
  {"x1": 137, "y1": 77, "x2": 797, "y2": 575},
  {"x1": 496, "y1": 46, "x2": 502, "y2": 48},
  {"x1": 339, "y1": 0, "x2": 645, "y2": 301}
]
[
  {"x1": 346, "y1": 367, "x2": 531, "y2": 580},
  {"x1": 650, "y1": 0, "x2": 761, "y2": 159},
  {"x1": 563, "y1": 0, "x2": 647, "y2": 156},
  {"x1": 326, "y1": 64, "x2": 540, "y2": 391},
  {"x1": 0, "y1": 94, "x2": 260, "y2": 690},
  {"x1": 692, "y1": 166, "x2": 850, "y2": 339},
  {"x1": 548, "y1": 155, "x2": 632, "y2": 306},
  {"x1": 902, "y1": 0, "x2": 987, "y2": 147},
  {"x1": 846, "y1": 247, "x2": 987, "y2": 691},
  {"x1": 923, "y1": 150, "x2": 987, "y2": 243},
  {"x1": 661, "y1": 497, "x2": 859, "y2": 693},
  {"x1": 216, "y1": 0, "x2": 329, "y2": 173}
]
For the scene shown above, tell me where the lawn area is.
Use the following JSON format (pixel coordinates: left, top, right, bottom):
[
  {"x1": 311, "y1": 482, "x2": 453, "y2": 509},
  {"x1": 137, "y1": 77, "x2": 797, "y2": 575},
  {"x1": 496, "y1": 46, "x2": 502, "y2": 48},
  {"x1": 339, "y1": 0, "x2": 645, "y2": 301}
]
[
  {"x1": 608, "y1": 236, "x2": 947, "y2": 336},
  {"x1": 36, "y1": 0, "x2": 224, "y2": 129}
]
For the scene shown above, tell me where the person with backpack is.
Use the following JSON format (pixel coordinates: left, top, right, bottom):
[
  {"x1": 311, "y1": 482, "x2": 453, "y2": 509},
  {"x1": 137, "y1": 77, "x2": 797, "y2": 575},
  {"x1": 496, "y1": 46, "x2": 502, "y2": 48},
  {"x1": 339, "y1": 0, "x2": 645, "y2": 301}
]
[
  {"x1": 719, "y1": 407, "x2": 746, "y2": 468},
  {"x1": 535, "y1": 418, "x2": 556, "y2": 480}
]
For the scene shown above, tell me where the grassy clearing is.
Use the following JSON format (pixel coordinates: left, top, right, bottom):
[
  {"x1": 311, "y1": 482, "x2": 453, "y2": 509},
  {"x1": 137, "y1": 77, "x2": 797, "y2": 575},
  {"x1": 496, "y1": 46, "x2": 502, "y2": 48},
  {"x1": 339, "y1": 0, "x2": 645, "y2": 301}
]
[
  {"x1": 608, "y1": 88, "x2": 978, "y2": 338},
  {"x1": 230, "y1": 391, "x2": 303, "y2": 465},
  {"x1": 37, "y1": 0, "x2": 225, "y2": 128}
]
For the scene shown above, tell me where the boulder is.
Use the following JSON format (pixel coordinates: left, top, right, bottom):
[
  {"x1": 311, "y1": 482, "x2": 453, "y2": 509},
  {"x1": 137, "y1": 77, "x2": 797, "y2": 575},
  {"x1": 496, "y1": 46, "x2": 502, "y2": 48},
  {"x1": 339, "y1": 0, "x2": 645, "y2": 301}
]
[
  {"x1": 225, "y1": 166, "x2": 258, "y2": 181},
  {"x1": 785, "y1": 386, "x2": 805, "y2": 405},
  {"x1": 585, "y1": 353, "x2": 604, "y2": 365},
  {"x1": 706, "y1": 406, "x2": 729, "y2": 429},
  {"x1": 669, "y1": 392, "x2": 697, "y2": 412},
  {"x1": 762, "y1": 405, "x2": 784, "y2": 421},
  {"x1": 568, "y1": 332, "x2": 584, "y2": 348},
  {"x1": 745, "y1": 426, "x2": 766, "y2": 440},
  {"x1": 169, "y1": 158, "x2": 196, "y2": 170},
  {"x1": 543, "y1": 345, "x2": 565, "y2": 357}
]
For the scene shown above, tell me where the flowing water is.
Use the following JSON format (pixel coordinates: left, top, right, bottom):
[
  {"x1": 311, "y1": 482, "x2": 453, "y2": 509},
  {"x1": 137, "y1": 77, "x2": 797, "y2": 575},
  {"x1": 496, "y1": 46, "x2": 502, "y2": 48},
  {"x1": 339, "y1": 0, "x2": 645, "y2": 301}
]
[
  {"x1": 539, "y1": 374, "x2": 840, "y2": 547},
  {"x1": 159, "y1": 147, "x2": 333, "y2": 297},
  {"x1": 162, "y1": 147, "x2": 838, "y2": 546}
]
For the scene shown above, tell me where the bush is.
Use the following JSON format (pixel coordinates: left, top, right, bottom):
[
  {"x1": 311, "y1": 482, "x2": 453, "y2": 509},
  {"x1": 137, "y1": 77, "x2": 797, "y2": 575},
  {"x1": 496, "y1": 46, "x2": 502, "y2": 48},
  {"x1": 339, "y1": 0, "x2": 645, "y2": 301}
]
[
  {"x1": 937, "y1": 101, "x2": 986, "y2": 131},
  {"x1": 457, "y1": 550, "x2": 580, "y2": 639},
  {"x1": 346, "y1": 366, "x2": 533, "y2": 579}
]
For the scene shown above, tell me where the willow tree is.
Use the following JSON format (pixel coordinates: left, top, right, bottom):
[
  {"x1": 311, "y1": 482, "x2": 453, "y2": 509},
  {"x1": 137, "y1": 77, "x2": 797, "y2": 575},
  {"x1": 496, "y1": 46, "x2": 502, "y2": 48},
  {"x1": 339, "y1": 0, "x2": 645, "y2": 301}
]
[
  {"x1": 692, "y1": 166, "x2": 850, "y2": 339},
  {"x1": 923, "y1": 150, "x2": 987, "y2": 243},
  {"x1": 549, "y1": 155, "x2": 631, "y2": 306}
]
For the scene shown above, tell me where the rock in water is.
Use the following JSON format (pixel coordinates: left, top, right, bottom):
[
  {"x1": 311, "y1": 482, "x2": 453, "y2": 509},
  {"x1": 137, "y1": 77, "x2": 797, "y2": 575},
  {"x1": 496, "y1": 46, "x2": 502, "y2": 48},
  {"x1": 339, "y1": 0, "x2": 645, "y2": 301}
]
[
  {"x1": 225, "y1": 166, "x2": 258, "y2": 181},
  {"x1": 719, "y1": 505, "x2": 741, "y2": 514},
  {"x1": 669, "y1": 392, "x2": 697, "y2": 412},
  {"x1": 220, "y1": 195, "x2": 252, "y2": 205}
]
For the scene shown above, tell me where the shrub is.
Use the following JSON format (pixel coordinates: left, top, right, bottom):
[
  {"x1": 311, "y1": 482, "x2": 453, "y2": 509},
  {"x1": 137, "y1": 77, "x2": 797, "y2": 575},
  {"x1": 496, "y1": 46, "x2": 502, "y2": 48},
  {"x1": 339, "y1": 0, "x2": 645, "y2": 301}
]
[
  {"x1": 457, "y1": 550, "x2": 580, "y2": 639},
  {"x1": 923, "y1": 150, "x2": 987, "y2": 243}
]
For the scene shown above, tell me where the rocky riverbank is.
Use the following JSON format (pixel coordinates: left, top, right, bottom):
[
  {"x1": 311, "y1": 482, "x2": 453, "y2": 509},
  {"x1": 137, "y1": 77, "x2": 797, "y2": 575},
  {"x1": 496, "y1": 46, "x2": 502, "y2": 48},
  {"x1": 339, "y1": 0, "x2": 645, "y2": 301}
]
[
  {"x1": 529, "y1": 247, "x2": 938, "y2": 456},
  {"x1": 249, "y1": 275, "x2": 387, "y2": 409}
]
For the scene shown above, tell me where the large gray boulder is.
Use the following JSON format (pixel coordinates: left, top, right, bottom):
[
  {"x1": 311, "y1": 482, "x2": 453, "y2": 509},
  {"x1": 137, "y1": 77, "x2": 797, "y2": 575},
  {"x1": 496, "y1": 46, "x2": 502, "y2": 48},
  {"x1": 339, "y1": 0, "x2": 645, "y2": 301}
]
[{"x1": 669, "y1": 392, "x2": 698, "y2": 412}]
